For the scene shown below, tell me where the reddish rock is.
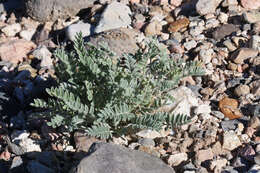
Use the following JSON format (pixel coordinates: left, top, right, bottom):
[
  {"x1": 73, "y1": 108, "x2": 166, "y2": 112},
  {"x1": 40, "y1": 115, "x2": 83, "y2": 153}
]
[
  {"x1": 196, "y1": 148, "x2": 214, "y2": 163},
  {"x1": 168, "y1": 17, "x2": 190, "y2": 33},
  {"x1": 0, "y1": 39, "x2": 36, "y2": 64},
  {"x1": 219, "y1": 97, "x2": 243, "y2": 120},
  {"x1": 241, "y1": 0, "x2": 260, "y2": 10}
]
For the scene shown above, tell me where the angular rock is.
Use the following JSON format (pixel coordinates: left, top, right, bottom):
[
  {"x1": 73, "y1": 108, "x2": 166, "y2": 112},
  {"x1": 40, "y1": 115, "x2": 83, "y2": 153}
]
[
  {"x1": 212, "y1": 24, "x2": 239, "y2": 40},
  {"x1": 66, "y1": 22, "x2": 93, "y2": 41},
  {"x1": 1, "y1": 23, "x2": 21, "y2": 37},
  {"x1": 95, "y1": 2, "x2": 132, "y2": 33},
  {"x1": 168, "y1": 153, "x2": 188, "y2": 166},
  {"x1": 32, "y1": 45, "x2": 53, "y2": 68},
  {"x1": 25, "y1": 0, "x2": 95, "y2": 22},
  {"x1": 195, "y1": 149, "x2": 214, "y2": 164},
  {"x1": 19, "y1": 29, "x2": 37, "y2": 41},
  {"x1": 222, "y1": 131, "x2": 242, "y2": 151},
  {"x1": 72, "y1": 142, "x2": 174, "y2": 173},
  {"x1": 0, "y1": 39, "x2": 36, "y2": 64},
  {"x1": 231, "y1": 48, "x2": 258, "y2": 64},
  {"x1": 234, "y1": 84, "x2": 250, "y2": 96},
  {"x1": 86, "y1": 28, "x2": 140, "y2": 57},
  {"x1": 144, "y1": 20, "x2": 162, "y2": 36},
  {"x1": 196, "y1": 0, "x2": 222, "y2": 15},
  {"x1": 241, "y1": 0, "x2": 260, "y2": 10}
]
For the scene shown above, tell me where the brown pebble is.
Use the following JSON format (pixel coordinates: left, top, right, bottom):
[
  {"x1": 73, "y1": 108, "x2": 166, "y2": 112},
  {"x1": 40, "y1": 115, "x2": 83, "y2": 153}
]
[
  {"x1": 219, "y1": 97, "x2": 243, "y2": 120},
  {"x1": 168, "y1": 17, "x2": 190, "y2": 33}
]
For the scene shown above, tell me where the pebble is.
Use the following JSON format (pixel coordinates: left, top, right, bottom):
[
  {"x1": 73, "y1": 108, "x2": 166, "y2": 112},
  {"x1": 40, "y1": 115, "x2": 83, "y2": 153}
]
[
  {"x1": 168, "y1": 17, "x2": 190, "y2": 33},
  {"x1": 183, "y1": 40, "x2": 197, "y2": 50},
  {"x1": 199, "y1": 49, "x2": 214, "y2": 64},
  {"x1": 231, "y1": 48, "x2": 258, "y2": 64},
  {"x1": 66, "y1": 22, "x2": 93, "y2": 40},
  {"x1": 234, "y1": 84, "x2": 250, "y2": 96},
  {"x1": 212, "y1": 111, "x2": 225, "y2": 119},
  {"x1": 255, "y1": 153, "x2": 260, "y2": 165},
  {"x1": 168, "y1": 153, "x2": 188, "y2": 166},
  {"x1": 248, "y1": 116, "x2": 260, "y2": 129},
  {"x1": 218, "y1": 12, "x2": 229, "y2": 23},
  {"x1": 212, "y1": 24, "x2": 239, "y2": 40},
  {"x1": 195, "y1": 148, "x2": 214, "y2": 164},
  {"x1": 138, "y1": 138, "x2": 155, "y2": 147},
  {"x1": 144, "y1": 20, "x2": 162, "y2": 36},
  {"x1": 222, "y1": 130, "x2": 242, "y2": 151},
  {"x1": 209, "y1": 158, "x2": 228, "y2": 172},
  {"x1": 239, "y1": 145, "x2": 255, "y2": 162},
  {"x1": 19, "y1": 29, "x2": 36, "y2": 41},
  {"x1": 219, "y1": 97, "x2": 243, "y2": 120},
  {"x1": 32, "y1": 45, "x2": 53, "y2": 69},
  {"x1": 223, "y1": 39, "x2": 237, "y2": 52},
  {"x1": 1, "y1": 23, "x2": 21, "y2": 37}
]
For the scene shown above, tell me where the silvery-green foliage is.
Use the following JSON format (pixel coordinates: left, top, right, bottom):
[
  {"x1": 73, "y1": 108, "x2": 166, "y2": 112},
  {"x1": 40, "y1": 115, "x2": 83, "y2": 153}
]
[{"x1": 31, "y1": 32, "x2": 204, "y2": 139}]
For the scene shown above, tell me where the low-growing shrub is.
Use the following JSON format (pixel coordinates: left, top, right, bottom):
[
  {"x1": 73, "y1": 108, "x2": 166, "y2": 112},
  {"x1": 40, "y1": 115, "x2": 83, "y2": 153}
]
[{"x1": 31, "y1": 33, "x2": 204, "y2": 139}]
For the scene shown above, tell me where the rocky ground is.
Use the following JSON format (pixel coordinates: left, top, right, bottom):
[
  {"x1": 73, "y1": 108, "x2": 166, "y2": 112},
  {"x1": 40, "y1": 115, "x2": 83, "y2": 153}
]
[{"x1": 0, "y1": 0, "x2": 260, "y2": 172}]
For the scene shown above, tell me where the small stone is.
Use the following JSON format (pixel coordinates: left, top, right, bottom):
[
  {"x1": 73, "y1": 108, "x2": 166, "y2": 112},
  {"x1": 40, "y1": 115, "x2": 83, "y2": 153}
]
[
  {"x1": 168, "y1": 153, "x2": 188, "y2": 166},
  {"x1": 199, "y1": 49, "x2": 214, "y2": 64},
  {"x1": 136, "y1": 129, "x2": 162, "y2": 139},
  {"x1": 222, "y1": 131, "x2": 242, "y2": 151},
  {"x1": 228, "y1": 62, "x2": 238, "y2": 71},
  {"x1": 74, "y1": 131, "x2": 100, "y2": 153},
  {"x1": 194, "y1": 104, "x2": 211, "y2": 115},
  {"x1": 168, "y1": 17, "x2": 190, "y2": 33},
  {"x1": 223, "y1": 39, "x2": 237, "y2": 52},
  {"x1": 144, "y1": 20, "x2": 162, "y2": 36},
  {"x1": 249, "y1": 116, "x2": 260, "y2": 129},
  {"x1": 255, "y1": 153, "x2": 260, "y2": 165},
  {"x1": 66, "y1": 22, "x2": 93, "y2": 40},
  {"x1": 170, "y1": 0, "x2": 183, "y2": 6},
  {"x1": 250, "y1": 35, "x2": 260, "y2": 52},
  {"x1": 212, "y1": 141, "x2": 223, "y2": 156},
  {"x1": 205, "y1": 18, "x2": 220, "y2": 29},
  {"x1": 32, "y1": 45, "x2": 53, "y2": 68},
  {"x1": 212, "y1": 24, "x2": 239, "y2": 40},
  {"x1": 184, "y1": 40, "x2": 197, "y2": 50},
  {"x1": 241, "y1": 0, "x2": 260, "y2": 10},
  {"x1": 244, "y1": 11, "x2": 260, "y2": 24},
  {"x1": 212, "y1": 111, "x2": 225, "y2": 119},
  {"x1": 19, "y1": 29, "x2": 36, "y2": 41},
  {"x1": 234, "y1": 84, "x2": 250, "y2": 96},
  {"x1": 10, "y1": 156, "x2": 23, "y2": 169},
  {"x1": 196, "y1": 0, "x2": 222, "y2": 15},
  {"x1": 210, "y1": 158, "x2": 228, "y2": 172},
  {"x1": 1, "y1": 23, "x2": 21, "y2": 37},
  {"x1": 195, "y1": 148, "x2": 214, "y2": 164},
  {"x1": 231, "y1": 48, "x2": 258, "y2": 64},
  {"x1": 219, "y1": 97, "x2": 243, "y2": 120},
  {"x1": 239, "y1": 145, "x2": 255, "y2": 161},
  {"x1": 218, "y1": 12, "x2": 229, "y2": 23}
]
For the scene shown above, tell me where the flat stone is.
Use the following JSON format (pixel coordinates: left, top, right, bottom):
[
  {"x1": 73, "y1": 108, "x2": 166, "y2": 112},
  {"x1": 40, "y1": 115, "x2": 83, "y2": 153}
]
[
  {"x1": 25, "y1": 0, "x2": 95, "y2": 22},
  {"x1": 231, "y1": 48, "x2": 258, "y2": 64},
  {"x1": 222, "y1": 131, "x2": 242, "y2": 151},
  {"x1": 72, "y1": 142, "x2": 175, "y2": 173},
  {"x1": 86, "y1": 28, "x2": 140, "y2": 57},
  {"x1": 144, "y1": 20, "x2": 162, "y2": 36},
  {"x1": 212, "y1": 24, "x2": 239, "y2": 40},
  {"x1": 184, "y1": 40, "x2": 197, "y2": 50},
  {"x1": 95, "y1": 2, "x2": 132, "y2": 33}
]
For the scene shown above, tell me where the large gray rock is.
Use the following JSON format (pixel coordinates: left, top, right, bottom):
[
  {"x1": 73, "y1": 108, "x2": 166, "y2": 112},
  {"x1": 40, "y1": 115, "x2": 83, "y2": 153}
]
[
  {"x1": 94, "y1": 1, "x2": 132, "y2": 33},
  {"x1": 86, "y1": 28, "x2": 140, "y2": 57},
  {"x1": 72, "y1": 142, "x2": 175, "y2": 173},
  {"x1": 25, "y1": 0, "x2": 95, "y2": 22}
]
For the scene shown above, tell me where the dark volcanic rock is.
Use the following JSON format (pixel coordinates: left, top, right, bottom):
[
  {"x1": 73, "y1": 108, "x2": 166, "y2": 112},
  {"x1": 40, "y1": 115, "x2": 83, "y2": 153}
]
[
  {"x1": 25, "y1": 0, "x2": 95, "y2": 22},
  {"x1": 72, "y1": 142, "x2": 175, "y2": 173}
]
